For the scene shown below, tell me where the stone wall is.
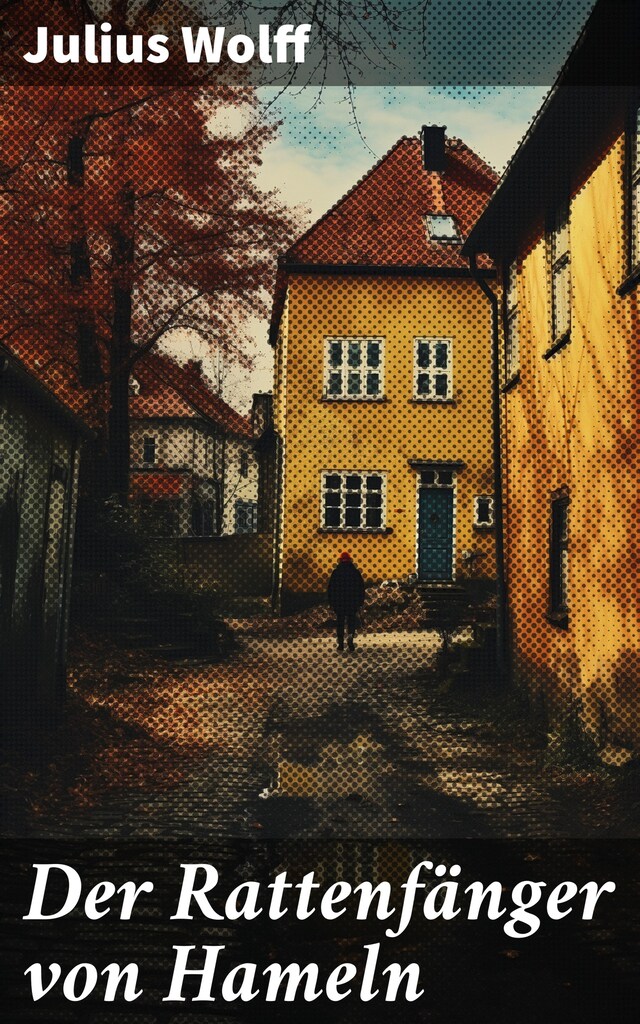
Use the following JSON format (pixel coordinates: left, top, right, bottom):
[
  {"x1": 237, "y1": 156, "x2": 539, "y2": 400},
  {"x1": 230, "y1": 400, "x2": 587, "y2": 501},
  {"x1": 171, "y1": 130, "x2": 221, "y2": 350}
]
[{"x1": 171, "y1": 533, "x2": 274, "y2": 597}]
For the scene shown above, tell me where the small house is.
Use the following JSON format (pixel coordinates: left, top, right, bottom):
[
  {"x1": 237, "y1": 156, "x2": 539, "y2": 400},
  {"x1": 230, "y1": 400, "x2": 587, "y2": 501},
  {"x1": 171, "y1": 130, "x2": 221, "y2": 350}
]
[
  {"x1": 464, "y1": 0, "x2": 640, "y2": 756},
  {"x1": 0, "y1": 334, "x2": 97, "y2": 741},
  {"x1": 270, "y1": 128, "x2": 499, "y2": 611},
  {"x1": 129, "y1": 352, "x2": 259, "y2": 537}
]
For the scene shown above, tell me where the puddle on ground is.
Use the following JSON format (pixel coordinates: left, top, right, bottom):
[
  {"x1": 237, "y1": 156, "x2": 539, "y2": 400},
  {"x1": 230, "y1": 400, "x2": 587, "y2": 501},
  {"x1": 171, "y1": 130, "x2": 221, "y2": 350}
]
[
  {"x1": 421, "y1": 769, "x2": 521, "y2": 809},
  {"x1": 270, "y1": 732, "x2": 393, "y2": 799}
]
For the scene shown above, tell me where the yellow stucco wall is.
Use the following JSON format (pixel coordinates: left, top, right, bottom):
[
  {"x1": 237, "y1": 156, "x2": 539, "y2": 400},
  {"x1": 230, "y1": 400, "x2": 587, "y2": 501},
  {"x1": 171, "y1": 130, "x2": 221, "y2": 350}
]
[
  {"x1": 504, "y1": 133, "x2": 640, "y2": 748},
  {"x1": 274, "y1": 273, "x2": 496, "y2": 600}
]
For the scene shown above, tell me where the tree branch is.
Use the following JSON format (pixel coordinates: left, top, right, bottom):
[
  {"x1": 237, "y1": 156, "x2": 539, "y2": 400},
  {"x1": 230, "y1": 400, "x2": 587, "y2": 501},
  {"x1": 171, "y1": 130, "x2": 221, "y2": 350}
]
[{"x1": 127, "y1": 289, "x2": 206, "y2": 369}]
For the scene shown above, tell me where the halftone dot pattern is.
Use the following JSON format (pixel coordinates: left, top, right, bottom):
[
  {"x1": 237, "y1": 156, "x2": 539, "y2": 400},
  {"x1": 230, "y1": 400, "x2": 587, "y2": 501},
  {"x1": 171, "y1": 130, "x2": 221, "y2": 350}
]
[
  {"x1": 496, "y1": 108, "x2": 640, "y2": 771},
  {"x1": 1, "y1": 16, "x2": 640, "y2": 1024},
  {"x1": 275, "y1": 134, "x2": 497, "y2": 606},
  {"x1": 286, "y1": 136, "x2": 496, "y2": 269},
  {"x1": 0, "y1": 0, "x2": 618, "y2": 88},
  {"x1": 2, "y1": 83, "x2": 638, "y2": 859}
]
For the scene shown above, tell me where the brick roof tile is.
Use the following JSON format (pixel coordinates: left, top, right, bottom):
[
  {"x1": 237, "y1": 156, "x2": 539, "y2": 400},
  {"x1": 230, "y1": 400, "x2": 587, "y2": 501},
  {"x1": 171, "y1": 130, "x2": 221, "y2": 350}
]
[
  {"x1": 284, "y1": 134, "x2": 498, "y2": 269},
  {"x1": 130, "y1": 470, "x2": 187, "y2": 500},
  {"x1": 133, "y1": 350, "x2": 252, "y2": 438},
  {"x1": 1, "y1": 332, "x2": 104, "y2": 431}
]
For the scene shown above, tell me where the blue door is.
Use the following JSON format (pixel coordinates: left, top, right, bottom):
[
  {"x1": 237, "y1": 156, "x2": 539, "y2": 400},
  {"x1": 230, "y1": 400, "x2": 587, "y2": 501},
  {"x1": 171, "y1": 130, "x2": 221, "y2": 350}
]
[{"x1": 418, "y1": 487, "x2": 454, "y2": 581}]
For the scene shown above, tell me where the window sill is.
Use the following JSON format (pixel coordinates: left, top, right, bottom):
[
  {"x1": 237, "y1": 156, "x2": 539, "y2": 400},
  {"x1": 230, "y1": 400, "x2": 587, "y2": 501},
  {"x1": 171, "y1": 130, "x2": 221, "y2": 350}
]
[
  {"x1": 473, "y1": 523, "x2": 495, "y2": 531},
  {"x1": 318, "y1": 527, "x2": 393, "y2": 535},
  {"x1": 546, "y1": 611, "x2": 569, "y2": 630},
  {"x1": 501, "y1": 373, "x2": 520, "y2": 393},
  {"x1": 320, "y1": 396, "x2": 388, "y2": 404},
  {"x1": 618, "y1": 265, "x2": 640, "y2": 296},
  {"x1": 410, "y1": 397, "x2": 456, "y2": 405},
  {"x1": 543, "y1": 332, "x2": 571, "y2": 360}
]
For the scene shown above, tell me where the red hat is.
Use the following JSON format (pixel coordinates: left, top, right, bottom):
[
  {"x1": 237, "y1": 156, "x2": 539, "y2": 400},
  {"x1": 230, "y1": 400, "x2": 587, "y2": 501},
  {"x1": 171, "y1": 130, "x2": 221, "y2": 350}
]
[{"x1": 339, "y1": 552, "x2": 352, "y2": 562}]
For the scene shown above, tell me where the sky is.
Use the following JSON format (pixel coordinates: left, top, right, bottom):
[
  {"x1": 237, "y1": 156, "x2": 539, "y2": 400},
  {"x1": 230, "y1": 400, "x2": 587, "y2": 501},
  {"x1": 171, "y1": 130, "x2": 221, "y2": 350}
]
[
  {"x1": 163, "y1": 84, "x2": 548, "y2": 412},
  {"x1": 258, "y1": 85, "x2": 548, "y2": 212}
]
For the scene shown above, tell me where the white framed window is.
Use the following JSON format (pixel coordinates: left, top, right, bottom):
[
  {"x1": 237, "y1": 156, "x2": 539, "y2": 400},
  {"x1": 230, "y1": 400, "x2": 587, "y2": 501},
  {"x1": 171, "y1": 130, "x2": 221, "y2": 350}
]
[
  {"x1": 323, "y1": 337, "x2": 384, "y2": 400},
  {"x1": 142, "y1": 435, "x2": 156, "y2": 464},
  {"x1": 629, "y1": 104, "x2": 640, "y2": 272},
  {"x1": 235, "y1": 499, "x2": 257, "y2": 534},
  {"x1": 549, "y1": 201, "x2": 571, "y2": 349},
  {"x1": 504, "y1": 260, "x2": 520, "y2": 382},
  {"x1": 414, "y1": 338, "x2": 453, "y2": 401},
  {"x1": 425, "y1": 214, "x2": 460, "y2": 243},
  {"x1": 321, "y1": 471, "x2": 386, "y2": 531},
  {"x1": 473, "y1": 495, "x2": 495, "y2": 528},
  {"x1": 419, "y1": 468, "x2": 455, "y2": 487}
]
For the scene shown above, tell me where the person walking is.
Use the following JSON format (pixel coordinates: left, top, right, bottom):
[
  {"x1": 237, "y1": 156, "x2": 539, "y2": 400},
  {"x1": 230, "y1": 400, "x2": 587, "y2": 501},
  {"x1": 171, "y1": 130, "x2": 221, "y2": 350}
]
[{"x1": 327, "y1": 552, "x2": 366, "y2": 652}]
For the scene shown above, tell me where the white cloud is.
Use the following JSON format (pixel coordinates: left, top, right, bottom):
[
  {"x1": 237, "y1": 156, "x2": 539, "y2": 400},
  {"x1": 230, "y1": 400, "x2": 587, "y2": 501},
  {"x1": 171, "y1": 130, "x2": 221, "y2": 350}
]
[{"x1": 257, "y1": 85, "x2": 547, "y2": 219}]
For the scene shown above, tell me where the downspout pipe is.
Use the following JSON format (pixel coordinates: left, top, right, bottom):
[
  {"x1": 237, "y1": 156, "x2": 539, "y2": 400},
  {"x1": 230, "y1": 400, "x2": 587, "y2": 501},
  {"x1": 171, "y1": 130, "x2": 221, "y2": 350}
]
[
  {"x1": 271, "y1": 432, "x2": 285, "y2": 614},
  {"x1": 468, "y1": 253, "x2": 508, "y2": 688}
]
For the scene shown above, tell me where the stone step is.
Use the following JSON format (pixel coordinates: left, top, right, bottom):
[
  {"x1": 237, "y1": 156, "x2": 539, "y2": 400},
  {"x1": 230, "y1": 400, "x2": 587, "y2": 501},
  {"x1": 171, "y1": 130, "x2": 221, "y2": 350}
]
[{"x1": 419, "y1": 592, "x2": 469, "y2": 606}]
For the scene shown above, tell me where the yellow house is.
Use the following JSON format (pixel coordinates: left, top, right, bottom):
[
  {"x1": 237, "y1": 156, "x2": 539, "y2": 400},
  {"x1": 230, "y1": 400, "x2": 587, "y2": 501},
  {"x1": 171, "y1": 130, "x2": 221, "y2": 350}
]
[
  {"x1": 270, "y1": 127, "x2": 498, "y2": 610},
  {"x1": 464, "y1": 0, "x2": 640, "y2": 757}
]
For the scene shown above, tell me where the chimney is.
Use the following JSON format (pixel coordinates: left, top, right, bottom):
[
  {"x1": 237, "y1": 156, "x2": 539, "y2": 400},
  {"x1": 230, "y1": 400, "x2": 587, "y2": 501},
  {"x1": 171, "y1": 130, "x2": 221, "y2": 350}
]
[{"x1": 421, "y1": 125, "x2": 447, "y2": 172}]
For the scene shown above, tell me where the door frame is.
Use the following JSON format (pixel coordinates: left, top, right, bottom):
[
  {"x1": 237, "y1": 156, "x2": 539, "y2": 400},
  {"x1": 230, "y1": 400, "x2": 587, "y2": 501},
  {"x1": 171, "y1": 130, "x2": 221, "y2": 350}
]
[{"x1": 411, "y1": 460, "x2": 464, "y2": 583}]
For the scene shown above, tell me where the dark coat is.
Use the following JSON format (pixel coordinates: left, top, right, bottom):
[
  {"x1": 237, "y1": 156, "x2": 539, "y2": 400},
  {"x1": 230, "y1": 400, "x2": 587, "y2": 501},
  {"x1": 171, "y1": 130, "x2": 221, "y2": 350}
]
[{"x1": 327, "y1": 561, "x2": 365, "y2": 614}]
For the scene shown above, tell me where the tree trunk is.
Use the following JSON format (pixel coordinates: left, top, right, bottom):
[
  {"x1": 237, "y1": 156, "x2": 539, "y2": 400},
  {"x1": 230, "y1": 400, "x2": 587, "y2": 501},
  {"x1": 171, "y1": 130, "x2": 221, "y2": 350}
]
[
  {"x1": 68, "y1": 126, "x2": 102, "y2": 387},
  {"x1": 108, "y1": 324, "x2": 132, "y2": 500},
  {"x1": 108, "y1": 182, "x2": 135, "y2": 502}
]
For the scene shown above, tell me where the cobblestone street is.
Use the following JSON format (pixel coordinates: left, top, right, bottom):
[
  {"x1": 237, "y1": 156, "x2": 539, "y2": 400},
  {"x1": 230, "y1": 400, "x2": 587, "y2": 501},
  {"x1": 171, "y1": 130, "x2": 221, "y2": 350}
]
[
  {"x1": 7, "y1": 627, "x2": 637, "y2": 841},
  {"x1": 3, "y1": 627, "x2": 640, "y2": 1023}
]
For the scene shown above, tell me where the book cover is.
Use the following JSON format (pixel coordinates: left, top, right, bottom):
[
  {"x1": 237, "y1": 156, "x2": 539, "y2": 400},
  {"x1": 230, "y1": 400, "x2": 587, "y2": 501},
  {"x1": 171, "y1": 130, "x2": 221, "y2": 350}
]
[{"x1": 1, "y1": 1, "x2": 638, "y2": 1020}]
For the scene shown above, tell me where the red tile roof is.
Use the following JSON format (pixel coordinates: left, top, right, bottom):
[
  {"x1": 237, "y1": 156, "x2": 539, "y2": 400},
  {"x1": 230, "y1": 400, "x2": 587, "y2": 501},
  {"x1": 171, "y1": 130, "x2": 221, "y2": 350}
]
[
  {"x1": 130, "y1": 471, "x2": 187, "y2": 500},
  {"x1": 283, "y1": 135, "x2": 498, "y2": 269},
  {"x1": 130, "y1": 357, "x2": 198, "y2": 419},
  {"x1": 131, "y1": 350, "x2": 252, "y2": 438},
  {"x1": 2, "y1": 330, "x2": 250, "y2": 440},
  {"x1": 1, "y1": 332, "x2": 104, "y2": 431}
]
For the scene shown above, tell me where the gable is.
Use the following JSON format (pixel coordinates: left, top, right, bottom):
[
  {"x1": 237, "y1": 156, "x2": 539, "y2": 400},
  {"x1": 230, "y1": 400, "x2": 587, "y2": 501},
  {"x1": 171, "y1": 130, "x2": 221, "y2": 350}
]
[{"x1": 285, "y1": 136, "x2": 497, "y2": 270}]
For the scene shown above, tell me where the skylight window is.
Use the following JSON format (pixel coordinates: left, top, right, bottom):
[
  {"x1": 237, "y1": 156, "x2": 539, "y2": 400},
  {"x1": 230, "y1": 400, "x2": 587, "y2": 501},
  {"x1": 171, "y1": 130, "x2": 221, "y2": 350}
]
[{"x1": 425, "y1": 214, "x2": 460, "y2": 243}]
